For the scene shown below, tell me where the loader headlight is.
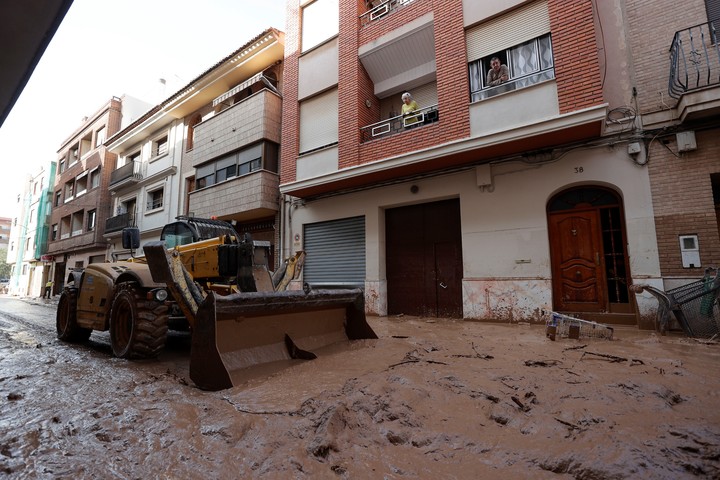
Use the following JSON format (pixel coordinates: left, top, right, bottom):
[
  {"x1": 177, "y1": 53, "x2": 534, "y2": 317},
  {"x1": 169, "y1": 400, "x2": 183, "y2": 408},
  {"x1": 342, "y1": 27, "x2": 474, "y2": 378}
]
[{"x1": 153, "y1": 289, "x2": 169, "y2": 302}]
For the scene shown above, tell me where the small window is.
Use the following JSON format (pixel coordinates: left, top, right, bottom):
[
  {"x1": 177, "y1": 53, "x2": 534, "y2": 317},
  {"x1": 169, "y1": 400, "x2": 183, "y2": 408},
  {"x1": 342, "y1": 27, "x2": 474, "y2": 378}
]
[
  {"x1": 196, "y1": 163, "x2": 215, "y2": 189},
  {"x1": 51, "y1": 224, "x2": 58, "y2": 241},
  {"x1": 59, "y1": 160, "x2": 66, "y2": 173},
  {"x1": 146, "y1": 188, "x2": 164, "y2": 211},
  {"x1": 87, "y1": 210, "x2": 96, "y2": 231},
  {"x1": 80, "y1": 132, "x2": 92, "y2": 157},
  {"x1": 90, "y1": 168, "x2": 101, "y2": 189},
  {"x1": 152, "y1": 134, "x2": 169, "y2": 158},
  {"x1": 64, "y1": 181, "x2": 74, "y2": 200},
  {"x1": 54, "y1": 191, "x2": 61, "y2": 207},
  {"x1": 76, "y1": 173, "x2": 88, "y2": 197},
  {"x1": 95, "y1": 126, "x2": 106, "y2": 147}
]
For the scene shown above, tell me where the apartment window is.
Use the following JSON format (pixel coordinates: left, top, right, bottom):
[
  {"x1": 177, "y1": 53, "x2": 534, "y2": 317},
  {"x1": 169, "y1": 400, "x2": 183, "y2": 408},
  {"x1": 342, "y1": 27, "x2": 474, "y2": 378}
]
[
  {"x1": 194, "y1": 142, "x2": 276, "y2": 189},
  {"x1": 51, "y1": 224, "x2": 58, "y2": 241},
  {"x1": 71, "y1": 212, "x2": 84, "y2": 236},
  {"x1": 87, "y1": 210, "x2": 96, "y2": 231},
  {"x1": 95, "y1": 126, "x2": 106, "y2": 147},
  {"x1": 299, "y1": 88, "x2": 339, "y2": 154},
  {"x1": 302, "y1": 0, "x2": 339, "y2": 52},
  {"x1": 90, "y1": 167, "x2": 100, "y2": 189},
  {"x1": 146, "y1": 188, "x2": 164, "y2": 211},
  {"x1": 75, "y1": 172, "x2": 88, "y2": 197},
  {"x1": 69, "y1": 145, "x2": 79, "y2": 165},
  {"x1": 80, "y1": 132, "x2": 92, "y2": 157},
  {"x1": 466, "y1": 0, "x2": 554, "y2": 101},
  {"x1": 54, "y1": 191, "x2": 61, "y2": 207},
  {"x1": 64, "y1": 180, "x2": 74, "y2": 200},
  {"x1": 127, "y1": 151, "x2": 141, "y2": 166},
  {"x1": 152, "y1": 134, "x2": 169, "y2": 158},
  {"x1": 186, "y1": 114, "x2": 201, "y2": 151},
  {"x1": 59, "y1": 160, "x2": 66, "y2": 173}
]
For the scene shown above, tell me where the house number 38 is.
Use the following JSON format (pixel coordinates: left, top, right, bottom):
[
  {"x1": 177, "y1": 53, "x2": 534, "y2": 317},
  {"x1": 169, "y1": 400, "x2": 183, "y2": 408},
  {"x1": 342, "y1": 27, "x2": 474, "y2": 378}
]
[{"x1": 574, "y1": 167, "x2": 584, "y2": 173}]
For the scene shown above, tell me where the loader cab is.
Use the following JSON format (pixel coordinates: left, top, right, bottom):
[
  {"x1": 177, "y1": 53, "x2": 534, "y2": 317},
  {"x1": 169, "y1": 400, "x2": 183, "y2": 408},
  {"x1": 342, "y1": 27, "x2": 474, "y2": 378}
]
[
  {"x1": 160, "y1": 221, "x2": 197, "y2": 248},
  {"x1": 160, "y1": 216, "x2": 240, "y2": 249}
]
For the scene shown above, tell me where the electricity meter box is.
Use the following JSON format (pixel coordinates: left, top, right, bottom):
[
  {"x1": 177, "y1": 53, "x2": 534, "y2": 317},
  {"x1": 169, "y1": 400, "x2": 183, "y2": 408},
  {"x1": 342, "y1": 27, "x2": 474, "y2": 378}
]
[{"x1": 679, "y1": 235, "x2": 701, "y2": 268}]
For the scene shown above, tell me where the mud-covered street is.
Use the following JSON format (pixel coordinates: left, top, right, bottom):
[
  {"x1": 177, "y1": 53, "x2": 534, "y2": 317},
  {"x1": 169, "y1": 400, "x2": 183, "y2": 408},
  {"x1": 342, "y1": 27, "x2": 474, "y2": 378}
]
[{"x1": 1, "y1": 295, "x2": 720, "y2": 479}]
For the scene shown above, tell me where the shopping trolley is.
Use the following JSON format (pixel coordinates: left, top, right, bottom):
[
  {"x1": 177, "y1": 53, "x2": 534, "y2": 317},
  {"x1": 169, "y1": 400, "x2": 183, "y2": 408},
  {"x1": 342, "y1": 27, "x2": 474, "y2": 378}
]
[
  {"x1": 545, "y1": 311, "x2": 615, "y2": 341},
  {"x1": 631, "y1": 267, "x2": 720, "y2": 338}
]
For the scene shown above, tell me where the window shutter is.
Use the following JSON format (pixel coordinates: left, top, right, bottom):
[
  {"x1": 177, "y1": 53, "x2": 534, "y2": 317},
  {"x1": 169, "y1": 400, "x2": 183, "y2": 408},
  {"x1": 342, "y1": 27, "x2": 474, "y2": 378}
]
[
  {"x1": 299, "y1": 88, "x2": 339, "y2": 153},
  {"x1": 302, "y1": 0, "x2": 339, "y2": 52},
  {"x1": 466, "y1": 0, "x2": 550, "y2": 62},
  {"x1": 707, "y1": 0, "x2": 720, "y2": 22}
]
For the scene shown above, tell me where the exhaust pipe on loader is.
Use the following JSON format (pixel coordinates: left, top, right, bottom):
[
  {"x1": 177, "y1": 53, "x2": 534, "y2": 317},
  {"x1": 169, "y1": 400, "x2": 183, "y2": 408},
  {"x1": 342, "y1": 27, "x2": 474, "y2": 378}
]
[{"x1": 143, "y1": 241, "x2": 377, "y2": 391}]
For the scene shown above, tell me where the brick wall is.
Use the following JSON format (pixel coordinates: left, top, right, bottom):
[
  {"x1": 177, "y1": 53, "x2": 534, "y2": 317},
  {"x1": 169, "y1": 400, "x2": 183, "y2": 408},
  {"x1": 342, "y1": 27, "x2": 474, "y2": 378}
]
[
  {"x1": 647, "y1": 128, "x2": 720, "y2": 275},
  {"x1": 625, "y1": 0, "x2": 708, "y2": 113},
  {"x1": 548, "y1": 0, "x2": 604, "y2": 114},
  {"x1": 280, "y1": 1, "x2": 301, "y2": 185}
]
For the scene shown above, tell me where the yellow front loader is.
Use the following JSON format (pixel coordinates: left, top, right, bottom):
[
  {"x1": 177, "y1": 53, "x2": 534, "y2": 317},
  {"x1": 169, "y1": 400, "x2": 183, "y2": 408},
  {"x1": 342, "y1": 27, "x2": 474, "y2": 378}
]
[{"x1": 56, "y1": 217, "x2": 376, "y2": 391}]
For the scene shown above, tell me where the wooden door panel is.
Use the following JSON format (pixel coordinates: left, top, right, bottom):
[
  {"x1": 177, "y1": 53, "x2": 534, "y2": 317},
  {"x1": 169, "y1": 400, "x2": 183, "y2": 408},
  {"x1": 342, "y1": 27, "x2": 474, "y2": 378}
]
[{"x1": 549, "y1": 210, "x2": 606, "y2": 312}]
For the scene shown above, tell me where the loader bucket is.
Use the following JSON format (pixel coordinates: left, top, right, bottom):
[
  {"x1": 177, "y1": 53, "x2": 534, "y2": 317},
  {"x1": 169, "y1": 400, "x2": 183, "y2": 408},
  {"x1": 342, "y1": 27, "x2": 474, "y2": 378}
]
[{"x1": 190, "y1": 288, "x2": 377, "y2": 391}]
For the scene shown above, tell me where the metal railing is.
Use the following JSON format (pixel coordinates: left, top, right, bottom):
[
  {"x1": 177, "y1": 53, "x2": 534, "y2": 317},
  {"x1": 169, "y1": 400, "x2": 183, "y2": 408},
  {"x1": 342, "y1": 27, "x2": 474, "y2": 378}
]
[
  {"x1": 359, "y1": 0, "x2": 416, "y2": 27},
  {"x1": 105, "y1": 212, "x2": 135, "y2": 234},
  {"x1": 360, "y1": 104, "x2": 439, "y2": 142},
  {"x1": 109, "y1": 161, "x2": 143, "y2": 186},
  {"x1": 669, "y1": 21, "x2": 720, "y2": 98}
]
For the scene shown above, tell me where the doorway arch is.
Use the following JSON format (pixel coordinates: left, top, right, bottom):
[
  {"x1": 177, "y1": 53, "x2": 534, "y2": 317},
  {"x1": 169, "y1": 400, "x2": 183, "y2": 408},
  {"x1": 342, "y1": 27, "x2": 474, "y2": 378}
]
[{"x1": 547, "y1": 186, "x2": 635, "y2": 324}]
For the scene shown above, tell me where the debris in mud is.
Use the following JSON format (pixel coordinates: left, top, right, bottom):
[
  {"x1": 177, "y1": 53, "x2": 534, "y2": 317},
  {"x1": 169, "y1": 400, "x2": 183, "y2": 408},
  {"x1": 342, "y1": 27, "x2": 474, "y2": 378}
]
[
  {"x1": 7, "y1": 393, "x2": 22, "y2": 401},
  {"x1": 524, "y1": 359, "x2": 560, "y2": 367},
  {"x1": 581, "y1": 351, "x2": 645, "y2": 365},
  {"x1": 451, "y1": 342, "x2": 494, "y2": 360}
]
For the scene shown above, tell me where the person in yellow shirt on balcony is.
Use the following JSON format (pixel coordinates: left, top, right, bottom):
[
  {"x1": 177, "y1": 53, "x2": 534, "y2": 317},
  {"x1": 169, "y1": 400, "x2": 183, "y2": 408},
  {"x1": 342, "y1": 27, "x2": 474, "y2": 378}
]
[{"x1": 401, "y1": 91, "x2": 420, "y2": 127}]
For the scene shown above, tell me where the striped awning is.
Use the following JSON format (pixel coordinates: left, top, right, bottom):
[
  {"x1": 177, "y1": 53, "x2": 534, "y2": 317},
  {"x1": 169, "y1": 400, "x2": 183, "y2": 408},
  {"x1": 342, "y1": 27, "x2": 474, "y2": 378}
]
[{"x1": 212, "y1": 72, "x2": 264, "y2": 106}]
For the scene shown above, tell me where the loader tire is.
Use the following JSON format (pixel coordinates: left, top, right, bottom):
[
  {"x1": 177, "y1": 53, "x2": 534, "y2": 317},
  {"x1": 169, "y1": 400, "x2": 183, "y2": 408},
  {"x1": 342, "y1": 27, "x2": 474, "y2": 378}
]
[
  {"x1": 56, "y1": 286, "x2": 92, "y2": 342},
  {"x1": 109, "y1": 282, "x2": 169, "y2": 359}
]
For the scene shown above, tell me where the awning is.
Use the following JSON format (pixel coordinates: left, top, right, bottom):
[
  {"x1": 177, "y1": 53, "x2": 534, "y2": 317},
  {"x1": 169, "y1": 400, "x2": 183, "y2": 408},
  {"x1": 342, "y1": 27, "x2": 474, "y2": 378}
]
[{"x1": 212, "y1": 72, "x2": 264, "y2": 107}]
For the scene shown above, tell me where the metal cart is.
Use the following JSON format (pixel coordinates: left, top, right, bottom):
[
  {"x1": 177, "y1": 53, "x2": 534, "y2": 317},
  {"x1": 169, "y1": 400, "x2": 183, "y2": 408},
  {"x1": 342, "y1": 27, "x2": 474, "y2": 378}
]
[
  {"x1": 545, "y1": 311, "x2": 614, "y2": 341},
  {"x1": 631, "y1": 267, "x2": 720, "y2": 338}
]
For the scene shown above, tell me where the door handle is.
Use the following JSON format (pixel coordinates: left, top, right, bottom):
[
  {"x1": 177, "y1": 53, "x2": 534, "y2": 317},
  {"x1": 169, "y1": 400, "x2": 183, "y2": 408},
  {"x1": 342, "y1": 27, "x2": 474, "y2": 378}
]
[
  {"x1": 439, "y1": 282, "x2": 447, "y2": 289},
  {"x1": 595, "y1": 252, "x2": 600, "y2": 265}
]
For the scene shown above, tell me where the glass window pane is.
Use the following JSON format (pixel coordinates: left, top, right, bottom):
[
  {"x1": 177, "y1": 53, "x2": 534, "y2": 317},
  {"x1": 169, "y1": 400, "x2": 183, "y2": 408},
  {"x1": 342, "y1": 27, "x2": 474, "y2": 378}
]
[{"x1": 509, "y1": 39, "x2": 539, "y2": 77}]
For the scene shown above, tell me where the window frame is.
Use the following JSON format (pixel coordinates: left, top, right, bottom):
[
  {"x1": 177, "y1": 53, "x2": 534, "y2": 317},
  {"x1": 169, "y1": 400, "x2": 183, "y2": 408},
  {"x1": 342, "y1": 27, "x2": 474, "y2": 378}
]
[{"x1": 145, "y1": 187, "x2": 164, "y2": 212}]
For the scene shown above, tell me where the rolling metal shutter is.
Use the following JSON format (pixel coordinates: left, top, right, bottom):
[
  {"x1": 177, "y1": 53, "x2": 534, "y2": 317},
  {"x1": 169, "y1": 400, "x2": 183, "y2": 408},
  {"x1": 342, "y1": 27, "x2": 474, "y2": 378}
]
[
  {"x1": 466, "y1": 0, "x2": 550, "y2": 62},
  {"x1": 299, "y1": 88, "x2": 339, "y2": 154},
  {"x1": 303, "y1": 216, "x2": 365, "y2": 288}
]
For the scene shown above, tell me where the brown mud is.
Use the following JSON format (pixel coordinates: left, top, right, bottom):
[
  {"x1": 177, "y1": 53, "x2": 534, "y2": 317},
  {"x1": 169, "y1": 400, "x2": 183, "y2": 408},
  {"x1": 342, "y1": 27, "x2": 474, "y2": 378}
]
[{"x1": 1, "y1": 302, "x2": 719, "y2": 479}]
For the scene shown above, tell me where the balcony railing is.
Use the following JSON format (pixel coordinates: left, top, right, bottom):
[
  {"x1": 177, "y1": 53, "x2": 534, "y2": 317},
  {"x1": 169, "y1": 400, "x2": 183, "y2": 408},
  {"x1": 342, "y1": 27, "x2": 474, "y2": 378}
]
[
  {"x1": 105, "y1": 212, "x2": 136, "y2": 234},
  {"x1": 669, "y1": 22, "x2": 720, "y2": 99},
  {"x1": 360, "y1": 104, "x2": 439, "y2": 142},
  {"x1": 109, "y1": 161, "x2": 143, "y2": 186},
  {"x1": 359, "y1": 0, "x2": 416, "y2": 27}
]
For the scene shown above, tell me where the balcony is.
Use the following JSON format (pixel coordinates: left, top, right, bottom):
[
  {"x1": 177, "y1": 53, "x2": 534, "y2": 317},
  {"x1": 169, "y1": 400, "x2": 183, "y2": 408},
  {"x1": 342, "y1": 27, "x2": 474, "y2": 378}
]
[
  {"x1": 360, "y1": 104, "x2": 439, "y2": 142},
  {"x1": 189, "y1": 170, "x2": 279, "y2": 222},
  {"x1": 109, "y1": 161, "x2": 143, "y2": 187},
  {"x1": 105, "y1": 212, "x2": 136, "y2": 234},
  {"x1": 360, "y1": 0, "x2": 417, "y2": 27},
  {"x1": 669, "y1": 22, "x2": 720, "y2": 99},
  {"x1": 192, "y1": 89, "x2": 282, "y2": 168}
]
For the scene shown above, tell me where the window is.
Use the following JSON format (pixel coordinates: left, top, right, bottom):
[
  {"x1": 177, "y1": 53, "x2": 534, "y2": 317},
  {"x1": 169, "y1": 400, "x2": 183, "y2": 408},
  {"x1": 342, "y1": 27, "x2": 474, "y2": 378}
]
[
  {"x1": 152, "y1": 134, "x2": 169, "y2": 158},
  {"x1": 299, "y1": 88, "x2": 339, "y2": 154},
  {"x1": 468, "y1": 34, "x2": 554, "y2": 101},
  {"x1": 87, "y1": 210, "x2": 96, "y2": 231},
  {"x1": 95, "y1": 126, "x2": 106, "y2": 147},
  {"x1": 466, "y1": 0, "x2": 553, "y2": 101},
  {"x1": 69, "y1": 145, "x2": 79, "y2": 165},
  {"x1": 54, "y1": 191, "x2": 61, "y2": 207},
  {"x1": 80, "y1": 132, "x2": 92, "y2": 157},
  {"x1": 71, "y1": 212, "x2": 84, "y2": 235},
  {"x1": 75, "y1": 172, "x2": 88, "y2": 197},
  {"x1": 64, "y1": 181, "x2": 74, "y2": 200},
  {"x1": 187, "y1": 114, "x2": 202, "y2": 151},
  {"x1": 90, "y1": 168, "x2": 100, "y2": 189},
  {"x1": 51, "y1": 224, "x2": 58, "y2": 241},
  {"x1": 59, "y1": 160, "x2": 66, "y2": 173},
  {"x1": 146, "y1": 188, "x2": 164, "y2": 211},
  {"x1": 127, "y1": 151, "x2": 141, "y2": 166},
  {"x1": 302, "y1": 0, "x2": 339, "y2": 52},
  {"x1": 194, "y1": 142, "x2": 276, "y2": 189}
]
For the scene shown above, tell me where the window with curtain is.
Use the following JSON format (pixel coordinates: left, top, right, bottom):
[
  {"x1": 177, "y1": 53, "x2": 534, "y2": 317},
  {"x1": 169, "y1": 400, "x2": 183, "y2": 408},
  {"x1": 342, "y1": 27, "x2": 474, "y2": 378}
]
[{"x1": 468, "y1": 34, "x2": 554, "y2": 101}]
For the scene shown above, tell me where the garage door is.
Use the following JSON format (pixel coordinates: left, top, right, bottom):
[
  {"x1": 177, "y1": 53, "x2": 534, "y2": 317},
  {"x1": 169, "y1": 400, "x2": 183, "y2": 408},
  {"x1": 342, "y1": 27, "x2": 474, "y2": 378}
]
[{"x1": 303, "y1": 216, "x2": 365, "y2": 288}]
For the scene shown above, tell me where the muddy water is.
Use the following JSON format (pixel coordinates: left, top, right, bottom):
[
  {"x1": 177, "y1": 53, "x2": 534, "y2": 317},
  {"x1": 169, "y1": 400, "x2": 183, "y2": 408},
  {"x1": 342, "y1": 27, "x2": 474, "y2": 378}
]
[{"x1": 2, "y1": 303, "x2": 720, "y2": 479}]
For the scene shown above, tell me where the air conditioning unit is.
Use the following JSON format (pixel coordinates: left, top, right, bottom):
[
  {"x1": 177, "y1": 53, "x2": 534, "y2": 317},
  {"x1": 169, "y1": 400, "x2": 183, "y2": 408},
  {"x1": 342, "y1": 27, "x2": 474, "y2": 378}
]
[{"x1": 676, "y1": 131, "x2": 697, "y2": 152}]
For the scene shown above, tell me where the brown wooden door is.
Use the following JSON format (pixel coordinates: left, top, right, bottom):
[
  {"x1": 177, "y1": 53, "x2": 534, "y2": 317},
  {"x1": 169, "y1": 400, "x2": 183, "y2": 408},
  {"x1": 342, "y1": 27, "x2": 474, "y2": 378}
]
[
  {"x1": 386, "y1": 199, "x2": 463, "y2": 318},
  {"x1": 548, "y1": 210, "x2": 606, "y2": 312}
]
